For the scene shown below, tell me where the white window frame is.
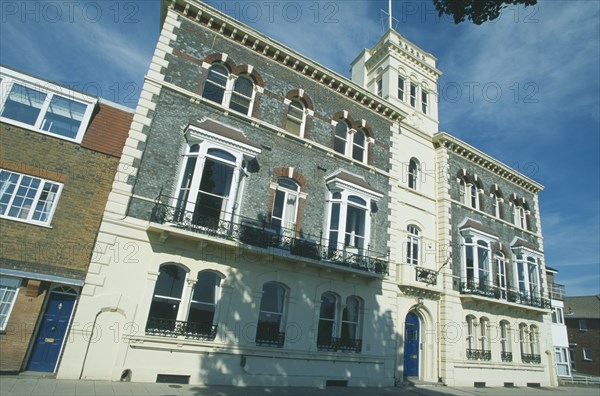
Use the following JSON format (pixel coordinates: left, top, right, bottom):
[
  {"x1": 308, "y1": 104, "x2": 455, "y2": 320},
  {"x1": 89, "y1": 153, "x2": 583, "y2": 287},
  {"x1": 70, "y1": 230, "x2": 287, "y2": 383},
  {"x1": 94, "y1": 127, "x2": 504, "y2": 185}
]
[
  {"x1": 341, "y1": 296, "x2": 362, "y2": 343},
  {"x1": 551, "y1": 307, "x2": 564, "y2": 324},
  {"x1": 583, "y1": 348, "x2": 592, "y2": 361},
  {"x1": 408, "y1": 158, "x2": 419, "y2": 190},
  {"x1": 512, "y1": 246, "x2": 542, "y2": 299},
  {"x1": 317, "y1": 292, "x2": 338, "y2": 348},
  {"x1": 325, "y1": 173, "x2": 382, "y2": 255},
  {"x1": 376, "y1": 78, "x2": 383, "y2": 97},
  {"x1": 409, "y1": 82, "x2": 417, "y2": 107},
  {"x1": 529, "y1": 325, "x2": 538, "y2": 355},
  {"x1": 496, "y1": 252, "x2": 507, "y2": 299},
  {"x1": 283, "y1": 97, "x2": 308, "y2": 137},
  {"x1": 406, "y1": 225, "x2": 420, "y2": 265},
  {"x1": 201, "y1": 63, "x2": 258, "y2": 116},
  {"x1": 174, "y1": 123, "x2": 261, "y2": 226},
  {"x1": 460, "y1": 225, "x2": 497, "y2": 289},
  {"x1": 270, "y1": 177, "x2": 300, "y2": 234},
  {"x1": 500, "y1": 320, "x2": 511, "y2": 355},
  {"x1": 332, "y1": 120, "x2": 370, "y2": 164},
  {"x1": 519, "y1": 323, "x2": 528, "y2": 355},
  {"x1": 1, "y1": 169, "x2": 63, "y2": 227},
  {"x1": 256, "y1": 282, "x2": 287, "y2": 346},
  {"x1": 0, "y1": 68, "x2": 96, "y2": 143},
  {"x1": 491, "y1": 193, "x2": 502, "y2": 218},
  {"x1": 554, "y1": 347, "x2": 571, "y2": 376},
  {"x1": 479, "y1": 317, "x2": 489, "y2": 352},
  {"x1": 579, "y1": 319, "x2": 588, "y2": 331},
  {"x1": 421, "y1": 89, "x2": 428, "y2": 113},
  {"x1": 466, "y1": 315, "x2": 475, "y2": 351},
  {"x1": 0, "y1": 276, "x2": 20, "y2": 332},
  {"x1": 398, "y1": 76, "x2": 405, "y2": 101}
]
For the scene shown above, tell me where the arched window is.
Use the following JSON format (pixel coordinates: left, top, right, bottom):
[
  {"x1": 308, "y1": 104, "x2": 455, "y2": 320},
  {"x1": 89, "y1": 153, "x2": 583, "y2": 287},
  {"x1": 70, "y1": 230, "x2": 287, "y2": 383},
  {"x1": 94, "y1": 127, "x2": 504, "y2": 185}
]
[
  {"x1": 421, "y1": 89, "x2": 429, "y2": 113},
  {"x1": 317, "y1": 292, "x2": 338, "y2": 351},
  {"x1": 471, "y1": 184, "x2": 479, "y2": 209},
  {"x1": 340, "y1": 296, "x2": 362, "y2": 352},
  {"x1": 409, "y1": 82, "x2": 417, "y2": 107},
  {"x1": 398, "y1": 75, "x2": 405, "y2": 101},
  {"x1": 406, "y1": 225, "x2": 420, "y2": 265},
  {"x1": 230, "y1": 75, "x2": 254, "y2": 115},
  {"x1": 491, "y1": 193, "x2": 500, "y2": 218},
  {"x1": 284, "y1": 98, "x2": 306, "y2": 136},
  {"x1": 334, "y1": 121, "x2": 348, "y2": 154},
  {"x1": 202, "y1": 64, "x2": 229, "y2": 104},
  {"x1": 256, "y1": 282, "x2": 286, "y2": 347},
  {"x1": 271, "y1": 177, "x2": 300, "y2": 234},
  {"x1": 500, "y1": 320, "x2": 512, "y2": 361},
  {"x1": 408, "y1": 158, "x2": 419, "y2": 190},
  {"x1": 352, "y1": 129, "x2": 366, "y2": 162},
  {"x1": 146, "y1": 265, "x2": 222, "y2": 340}
]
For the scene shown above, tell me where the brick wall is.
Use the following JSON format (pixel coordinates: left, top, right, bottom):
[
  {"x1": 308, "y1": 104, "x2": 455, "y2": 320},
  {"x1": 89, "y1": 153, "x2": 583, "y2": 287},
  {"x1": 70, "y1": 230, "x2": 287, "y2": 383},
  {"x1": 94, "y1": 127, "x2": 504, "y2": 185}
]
[
  {"x1": 566, "y1": 318, "x2": 600, "y2": 376},
  {"x1": 0, "y1": 280, "x2": 47, "y2": 372},
  {"x1": 0, "y1": 123, "x2": 121, "y2": 280}
]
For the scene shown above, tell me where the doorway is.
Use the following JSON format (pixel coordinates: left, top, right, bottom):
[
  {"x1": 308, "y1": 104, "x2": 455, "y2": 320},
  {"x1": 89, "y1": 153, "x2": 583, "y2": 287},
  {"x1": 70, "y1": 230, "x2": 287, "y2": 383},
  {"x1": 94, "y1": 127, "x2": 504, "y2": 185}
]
[
  {"x1": 403, "y1": 311, "x2": 420, "y2": 377},
  {"x1": 27, "y1": 286, "x2": 77, "y2": 372}
]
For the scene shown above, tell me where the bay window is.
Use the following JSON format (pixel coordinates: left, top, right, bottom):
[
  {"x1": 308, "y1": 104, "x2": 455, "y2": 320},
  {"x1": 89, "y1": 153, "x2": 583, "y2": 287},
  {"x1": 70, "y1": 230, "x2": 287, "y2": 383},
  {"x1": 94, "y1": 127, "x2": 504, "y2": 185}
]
[
  {"x1": 0, "y1": 276, "x2": 20, "y2": 332},
  {"x1": 513, "y1": 251, "x2": 542, "y2": 300},
  {"x1": 462, "y1": 233, "x2": 495, "y2": 292},
  {"x1": 173, "y1": 122, "x2": 261, "y2": 230}
]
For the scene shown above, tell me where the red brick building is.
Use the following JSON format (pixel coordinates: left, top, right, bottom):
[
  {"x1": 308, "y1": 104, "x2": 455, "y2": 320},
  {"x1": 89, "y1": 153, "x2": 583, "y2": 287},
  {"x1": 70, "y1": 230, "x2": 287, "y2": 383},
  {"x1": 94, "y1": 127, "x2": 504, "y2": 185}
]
[
  {"x1": 0, "y1": 66, "x2": 132, "y2": 373},
  {"x1": 564, "y1": 295, "x2": 600, "y2": 377}
]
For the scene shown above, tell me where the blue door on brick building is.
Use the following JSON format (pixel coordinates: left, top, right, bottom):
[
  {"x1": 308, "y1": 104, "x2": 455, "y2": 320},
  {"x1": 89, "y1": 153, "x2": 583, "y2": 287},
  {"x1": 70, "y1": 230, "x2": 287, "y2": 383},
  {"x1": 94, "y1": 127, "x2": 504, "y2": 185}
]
[
  {"x1": 27, "y1": 287, "x2": 77, "y2": 372},
  {"x1": 403, "y1": 311, "x2": 420, "y2": 377}
]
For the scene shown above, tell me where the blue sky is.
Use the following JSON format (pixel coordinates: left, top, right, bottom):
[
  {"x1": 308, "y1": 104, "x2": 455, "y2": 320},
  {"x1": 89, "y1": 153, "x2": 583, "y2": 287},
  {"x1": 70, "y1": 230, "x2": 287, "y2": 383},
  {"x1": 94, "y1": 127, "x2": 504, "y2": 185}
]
[{"x1": 1, "y1": 0, "x2": 598, "y2": 295}]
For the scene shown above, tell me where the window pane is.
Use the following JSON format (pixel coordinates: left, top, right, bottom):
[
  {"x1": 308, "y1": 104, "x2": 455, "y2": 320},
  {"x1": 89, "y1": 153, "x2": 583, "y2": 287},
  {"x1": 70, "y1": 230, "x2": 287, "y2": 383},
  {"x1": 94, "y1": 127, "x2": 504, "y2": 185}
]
[
  {"x1": 345, "y1": 205, "x2": 366, "y2": 249},
  {"x1": 334, "y1": 122, "x2": 347, "y2": 154},
  {"x1": 259, "y1": 283, "x2": 285, "y2": 313},
  {"x1": 0, "y1": 277, "x2": 19, "y2": 331},
  {"x1": 278, "y1": 178, "x2": 299, "y2": 191},
  {"x1": 319, "y1": 293, "x2": 336, "y2": 319},
  {"x1": 207, "y1": 148, "x2": 236, "y2": 163},
  {"x1": 8, "y1": 176, "x2": 40, "y2": 219},
  {"x1": 1, "y1": 84, "x2": 46, "y2": 125},
  {"x1": 199, "y1": 158, "x2": 234, "y2": 198},
  {"x1": 31, "y1": 182, "x2": 60, "y2": 222},
  {"x1": 230, "y1": 77, "x2": 253, "y2": 114},
  {"x1": 40, "y1": 95, "x2": 87, "y2": 139},
  {"x1": 192, "y1": 272, "x2": 220, "y2": 304},
  {"x1": 0, "y1": 171, "x2": 20, "y2": 215},
  {"x1": 154, "y1": 265, "x2": 186, "y2": 299},
  {"x1": 202, "y1": 65, "x2": 228, "y2": 104}
]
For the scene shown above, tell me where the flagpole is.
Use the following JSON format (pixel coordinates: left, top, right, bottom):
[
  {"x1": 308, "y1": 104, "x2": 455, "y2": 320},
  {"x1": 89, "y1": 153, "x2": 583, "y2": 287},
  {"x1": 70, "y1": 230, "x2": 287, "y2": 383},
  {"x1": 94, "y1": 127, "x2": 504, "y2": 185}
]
[{"x1": 388, "y1": 0, "x2": 392, "y2": 30}]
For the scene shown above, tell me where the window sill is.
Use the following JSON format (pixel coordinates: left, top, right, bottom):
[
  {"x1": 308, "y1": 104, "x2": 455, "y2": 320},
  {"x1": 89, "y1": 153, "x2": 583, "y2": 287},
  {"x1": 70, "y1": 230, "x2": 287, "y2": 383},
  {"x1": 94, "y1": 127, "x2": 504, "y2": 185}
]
[{"x1": 0, "y1": 216, "x2": 53, "y2": 229}]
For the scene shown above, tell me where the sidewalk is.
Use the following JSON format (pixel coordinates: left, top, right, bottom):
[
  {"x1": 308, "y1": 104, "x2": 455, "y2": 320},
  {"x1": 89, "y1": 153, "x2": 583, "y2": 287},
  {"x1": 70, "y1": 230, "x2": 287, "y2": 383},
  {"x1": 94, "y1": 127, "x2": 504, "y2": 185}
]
[{"x1": 1, "y1": 375, "x2": 599, "y2": 396}]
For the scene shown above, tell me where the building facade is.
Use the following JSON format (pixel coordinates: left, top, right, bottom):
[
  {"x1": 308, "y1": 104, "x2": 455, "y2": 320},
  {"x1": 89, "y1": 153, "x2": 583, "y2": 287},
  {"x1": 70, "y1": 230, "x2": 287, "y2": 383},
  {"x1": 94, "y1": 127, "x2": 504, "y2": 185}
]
[
  {"x1": 0, "y1": 66, "x2": 132, "y2": 373},
  {"x1": 564, "y1": 295, "x2": 600, "y2": 377},
  {"x1": 546, "y1": 267, "x2": 571, "y2": 378},
  {"x1": 55, "y1": 0, "x2": 555, "y2": 388}
]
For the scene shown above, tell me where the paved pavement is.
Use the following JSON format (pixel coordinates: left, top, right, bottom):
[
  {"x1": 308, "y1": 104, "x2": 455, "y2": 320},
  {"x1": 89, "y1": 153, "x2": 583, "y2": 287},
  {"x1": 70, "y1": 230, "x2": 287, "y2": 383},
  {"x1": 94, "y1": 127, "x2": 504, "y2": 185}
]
[{"x1": 0, "y1": 376, "x2": 598, "y2": 396}]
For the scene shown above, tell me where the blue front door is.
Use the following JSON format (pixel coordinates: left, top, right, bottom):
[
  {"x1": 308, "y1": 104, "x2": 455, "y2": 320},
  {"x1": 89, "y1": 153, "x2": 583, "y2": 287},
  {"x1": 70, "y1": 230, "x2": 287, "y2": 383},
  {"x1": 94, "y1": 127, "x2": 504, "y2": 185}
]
[
  {"x1": 403, "y1": 311, "x2": 420, "y2": 377},
  {"x1": 27, "y1": 292, "x2": 76, "y2": 372}
]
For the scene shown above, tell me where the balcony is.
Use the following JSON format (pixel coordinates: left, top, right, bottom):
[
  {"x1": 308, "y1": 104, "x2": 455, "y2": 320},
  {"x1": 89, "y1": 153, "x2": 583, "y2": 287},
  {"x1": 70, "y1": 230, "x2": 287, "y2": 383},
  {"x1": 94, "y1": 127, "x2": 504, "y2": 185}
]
[
  {"x1": 460, "y1": 279, "x2": 551, "y2": 309},
  {"x1": 149, "y1": 200, "x2": 389, "y2": 277},
  {"x1": 317, "y1": 337, "x2": 362, "y2": 353},
  {"x1": 415, "y1": 266, "x2": 438, "y2": 286},
  {"x1": 466, "y1": 349, "x2": 491, "y2": 361},
  {"x1": 255, "y1": 332, "x2": 286, "y2": 348},
  {"x1": 501, "y1": 351, "x2": 513, "y2": 362},
  {"x1": 521, "y1": 353, "x2": 541, "y2": 364},
  {"x1": 548, "y1": 282, "x2": 566, "y2": 301},
  {"x1": 145, "y1": 317, "x2": 218, "y2": 340}
]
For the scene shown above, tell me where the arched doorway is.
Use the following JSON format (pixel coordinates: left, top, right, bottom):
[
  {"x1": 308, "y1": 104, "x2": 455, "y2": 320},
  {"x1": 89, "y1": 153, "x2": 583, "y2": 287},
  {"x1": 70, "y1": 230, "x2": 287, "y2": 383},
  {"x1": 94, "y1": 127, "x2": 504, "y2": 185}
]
[{"x1": 403, "y1": 311, "x2": 420, "y2": 377}]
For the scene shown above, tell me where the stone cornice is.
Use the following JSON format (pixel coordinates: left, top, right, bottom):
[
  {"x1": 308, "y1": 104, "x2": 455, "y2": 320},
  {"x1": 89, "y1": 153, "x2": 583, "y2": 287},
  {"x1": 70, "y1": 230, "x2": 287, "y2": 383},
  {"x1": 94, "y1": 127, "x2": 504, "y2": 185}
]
[
  {"x1": 161, "y1": 0, "x2": 408, "y2": 123},
  {"x1": 433, "y1": 132, "x2": 544, "y2": 193}
]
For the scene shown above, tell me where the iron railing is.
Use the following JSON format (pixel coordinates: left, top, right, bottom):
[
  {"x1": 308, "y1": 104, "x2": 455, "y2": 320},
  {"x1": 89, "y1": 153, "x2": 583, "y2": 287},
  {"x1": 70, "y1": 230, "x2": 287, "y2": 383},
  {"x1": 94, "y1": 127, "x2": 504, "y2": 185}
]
[
  {"x1": 415, "y1": 266, "x2": 438, "y2": 285},
  {"x1": 317, "y1": 337, "x2": 362, "y2": 353},
  {"x1": 466, "y1": 349, "x2": 491, "y2": 361},
  {"x1": 460, "y1": 279, "x2": 551, "y2": 309},
  {"x1": 145, "y1": 317, "x2": 218, "y2": 340},
  {"x1": 501, "y1": 351, "x2": 513, "y2": 362},
  {"x1": 150, "y1": 199, "x2": 389, "y2": 276},
  {"x1": 548, "y1": 282, "x2": 566, "y2": 300},
  {"x1": 255, "y1": 332, "x2": 286, "y2": 348},
  {"x1": 521, "y1": 353, "x2": 541, "y2": 364}
]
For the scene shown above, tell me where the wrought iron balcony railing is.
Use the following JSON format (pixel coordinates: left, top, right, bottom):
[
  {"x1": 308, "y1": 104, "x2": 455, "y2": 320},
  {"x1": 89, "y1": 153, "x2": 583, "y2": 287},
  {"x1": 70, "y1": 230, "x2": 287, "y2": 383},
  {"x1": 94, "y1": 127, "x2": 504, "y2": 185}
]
[
  {"x1": 255, "y1": 332, "x2": 286, "y2": 348},
  {"x1": 415, "y1": 266, "x2": 438, "y2": 285},
  {"x1": 466, "y1": 348, "x2": 491, "y2": 361},
  {"x1": 460, "y1": 279, "x2": 551, "y2": 309},
  {"x1": 548, "y1": 282, "x2": 566, "y2": 300},
  {"x1": 150, "y1": 199, "x2": 389, "y2": 276},
  {"x1": 501, "y1": 351, "x2": 513, "y2": 362},
  {"x1": 145, "y1": 317, "x2": 218, "y2": 340},
  {"x1": 521, "y1": 353, "x2": 541, "y2": 364},
  {"x1": 317, "y1": 337, "x2": 362, "y2": 353}
]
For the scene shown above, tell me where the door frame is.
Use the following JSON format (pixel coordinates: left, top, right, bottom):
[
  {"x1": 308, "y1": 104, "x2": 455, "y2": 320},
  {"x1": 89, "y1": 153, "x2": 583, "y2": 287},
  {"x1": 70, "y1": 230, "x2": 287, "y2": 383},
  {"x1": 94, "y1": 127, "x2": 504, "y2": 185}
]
[{"x1": 25, "y1": 284, "x2": 79, "y2": 373}]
